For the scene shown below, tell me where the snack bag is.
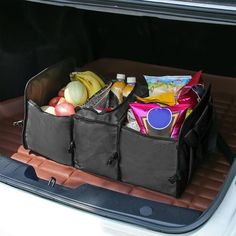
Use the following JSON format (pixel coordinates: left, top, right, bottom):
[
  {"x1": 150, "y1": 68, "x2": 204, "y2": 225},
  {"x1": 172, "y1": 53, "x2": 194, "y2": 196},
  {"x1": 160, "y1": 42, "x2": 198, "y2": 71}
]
[
  {"x1": 136, "y1": 92, "x2": 175, "y2": 106},
  {"x1": 126, "y1": 109, "x2": 140, "y2": 132},
  {"x1": 144, "y1": 75, "x2": 191, "y2": 97},
  {"x1": 177, "y1": 71, "x2": 205, "y2": 108},
  {"x1": 129, "y1": 102, "x2": 190, "y2": 139}
]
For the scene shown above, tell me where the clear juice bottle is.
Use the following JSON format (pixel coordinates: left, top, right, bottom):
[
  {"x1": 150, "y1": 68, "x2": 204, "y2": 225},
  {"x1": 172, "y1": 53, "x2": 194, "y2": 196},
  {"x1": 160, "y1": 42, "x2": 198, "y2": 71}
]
[
  {"x1": 122, "y1": 76, "x2": 136, "y2": 98},
  {"x1": 111, "y1": 73, "x2": 126, "y2": 104}
]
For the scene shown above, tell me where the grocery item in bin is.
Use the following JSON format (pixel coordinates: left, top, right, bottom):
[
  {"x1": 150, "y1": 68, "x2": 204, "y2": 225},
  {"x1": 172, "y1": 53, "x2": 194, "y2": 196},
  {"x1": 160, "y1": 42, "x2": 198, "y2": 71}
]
[
  {"x1": 144, "y1": 75, "x2": 191, "y2": 97},
  {"x1": 122, "y1": 77, "x2": 136, "y2": 98},
  {"x1": 81, "y1": 82, "x2": 113, "y2": 112},
  {"x1": 136, "y1": 92, "x2": 175, "y2": 106},
  {"x1": 40, "y1": 105, "x2": 56, "y2": 115},
  {"x1": 126, "y1": 109, "x2": 140, "y2": 131},
  {"x1": 70, "y1": 71, "x2": 105, "y2": 99},
  {"x1": 64, "y1": 81, "x2": 88, "y2": 106},
  {"x1": 129, "y1": 102, "x2": 190, "y2": 138},
  {"x1": 177, "y1": 71, "x2": 204, "y2": 108},
  {"x1": 111, "y1": 73, "x2": 126, "y2": 104},
  {"x1": 55, "y1": 102, "x2": 75, "y2": 116},
  {"x1": 147, "y1": 108, "x2": 173, "y2": 137}
]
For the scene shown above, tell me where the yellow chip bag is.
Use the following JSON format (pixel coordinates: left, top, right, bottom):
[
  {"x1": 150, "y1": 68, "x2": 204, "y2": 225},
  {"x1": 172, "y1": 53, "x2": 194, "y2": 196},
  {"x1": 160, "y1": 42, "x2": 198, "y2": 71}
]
[{"x1": 136, "y1": 92, "x2": 175, "y2": 106}]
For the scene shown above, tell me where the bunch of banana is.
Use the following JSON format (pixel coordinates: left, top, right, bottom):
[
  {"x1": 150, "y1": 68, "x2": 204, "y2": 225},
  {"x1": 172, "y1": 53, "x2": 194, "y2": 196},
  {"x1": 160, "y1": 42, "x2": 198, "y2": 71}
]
[{"x1": 70, "y1": 71, "x2": 105, "y2": 98}]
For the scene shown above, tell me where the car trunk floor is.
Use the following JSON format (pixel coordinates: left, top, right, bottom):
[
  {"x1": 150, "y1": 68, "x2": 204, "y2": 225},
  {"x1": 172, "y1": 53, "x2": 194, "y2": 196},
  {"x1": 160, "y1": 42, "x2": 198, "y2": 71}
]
[{"x1": 0, "y1": 95, "x2": 233, "y2": 212}]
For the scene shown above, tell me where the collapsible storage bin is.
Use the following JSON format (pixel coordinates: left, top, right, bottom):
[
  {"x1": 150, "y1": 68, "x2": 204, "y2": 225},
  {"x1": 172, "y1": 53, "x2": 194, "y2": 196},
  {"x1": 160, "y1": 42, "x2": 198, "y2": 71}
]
[{"x1": 22, "y1": 57, "x2": 216, "y2": 197}]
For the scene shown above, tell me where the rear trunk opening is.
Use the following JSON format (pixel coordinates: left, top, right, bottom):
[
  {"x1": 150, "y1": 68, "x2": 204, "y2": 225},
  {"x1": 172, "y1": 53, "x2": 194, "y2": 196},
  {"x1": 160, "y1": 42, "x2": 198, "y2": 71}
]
[{"x1": 0, "y1": 0, "x2": 236, "y2": 233}]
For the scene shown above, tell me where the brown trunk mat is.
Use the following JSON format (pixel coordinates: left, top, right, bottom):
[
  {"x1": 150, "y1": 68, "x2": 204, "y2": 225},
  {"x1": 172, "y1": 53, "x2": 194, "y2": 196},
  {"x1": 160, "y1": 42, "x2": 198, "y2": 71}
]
[{"x1": 0, "y1": 96, "x2": 232, "y2": 212}]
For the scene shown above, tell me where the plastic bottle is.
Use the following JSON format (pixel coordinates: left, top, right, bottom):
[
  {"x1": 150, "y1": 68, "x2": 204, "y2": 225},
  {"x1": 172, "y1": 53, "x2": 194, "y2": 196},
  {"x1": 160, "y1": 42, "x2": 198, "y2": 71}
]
[
  {"x1": 110, "y1": 73, "x2": 126, "y2": 104},
  {"x1": 123, "y1": 76, "x2": 136, "y2": 98}
]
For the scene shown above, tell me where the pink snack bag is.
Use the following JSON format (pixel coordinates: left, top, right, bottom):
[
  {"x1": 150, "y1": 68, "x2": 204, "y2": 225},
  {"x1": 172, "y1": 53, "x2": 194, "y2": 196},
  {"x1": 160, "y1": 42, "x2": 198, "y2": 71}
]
[
  {"x1": 129, "y1": 102, "x2": 190, "y2": 139},
  {"x1": 177, "y1": 70, "x2": 204, "y2": 108}
]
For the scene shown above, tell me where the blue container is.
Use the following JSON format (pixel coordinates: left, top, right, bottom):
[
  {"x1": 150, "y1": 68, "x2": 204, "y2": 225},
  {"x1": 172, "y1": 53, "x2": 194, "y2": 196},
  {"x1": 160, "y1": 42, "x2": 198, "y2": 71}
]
[{"x1": 147, "y1": 108, "x2": 172, "y2": 137}]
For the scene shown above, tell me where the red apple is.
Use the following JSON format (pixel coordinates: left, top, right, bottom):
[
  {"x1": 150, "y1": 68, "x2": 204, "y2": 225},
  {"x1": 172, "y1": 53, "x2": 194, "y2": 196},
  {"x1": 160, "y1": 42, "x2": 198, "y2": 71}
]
[
  {"x1": 58, "y1": 87, "x2": 65, "y2": 97},
  {"x1": 48, "y1": 96, "x2": 62, "y2": 107},
  {"x1": 57, "y1": 97, "x2": 66, "y2": 104},
  {"x1": 55, "y1": 102, "x2": 75, "y2": 116}
]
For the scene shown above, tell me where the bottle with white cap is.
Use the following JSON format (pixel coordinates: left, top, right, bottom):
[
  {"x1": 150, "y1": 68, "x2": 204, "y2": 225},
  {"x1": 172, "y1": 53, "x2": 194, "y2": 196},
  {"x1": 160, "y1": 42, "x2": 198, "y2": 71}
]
[
  {"x1": 111, "y1": 73, "x2": 126, "y2": 104},
  {"x1": 122, "y1": 76, "x2": 136, "y2": 98}
]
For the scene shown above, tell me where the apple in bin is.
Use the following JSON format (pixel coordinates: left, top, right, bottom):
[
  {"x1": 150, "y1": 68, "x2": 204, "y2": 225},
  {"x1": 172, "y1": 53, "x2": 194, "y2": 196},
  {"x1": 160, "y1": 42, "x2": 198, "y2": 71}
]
[
  {"x1": 58, "y1": 97, "x2": 66, "y2": 104},
  {"x1": 55, "y1": 102, "x2": 75, "y2": 116},
  {"x1": 48, "y1": 96, "x2": 66, "y2": 107},
  {"x1": 58, "y1": 87, "x2": 65, "y2": 97},
  {"x1": 48, "y1": 96, "x2": 62, "y2": 107}
]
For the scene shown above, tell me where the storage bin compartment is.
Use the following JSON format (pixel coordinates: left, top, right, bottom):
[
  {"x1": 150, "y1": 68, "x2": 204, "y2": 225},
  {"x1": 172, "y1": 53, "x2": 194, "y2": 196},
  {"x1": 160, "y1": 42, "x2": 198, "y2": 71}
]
[
  {"x1": 73, "y1": 90, "x2": 136, "y2": 179},
  {"x1": 24, "y1": 100, "x2": 73, "y2": 165},
  {"x1": 23, "y1": 58, "x2": 75, "y2": 165},
  {"x1": 73, "y1": 116, "x2": 120, "y2": 179},
  {"x1": 120, "y1": 84, "x2": 215, "y2": 197},
  {"x1": 120, "y1": 127, "x2": 179, "y2": 196}
]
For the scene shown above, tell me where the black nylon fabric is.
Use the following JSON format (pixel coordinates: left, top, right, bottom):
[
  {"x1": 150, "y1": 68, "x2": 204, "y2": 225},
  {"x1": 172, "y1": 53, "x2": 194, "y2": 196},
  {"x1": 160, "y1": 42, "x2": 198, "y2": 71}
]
[
  {"x1": 179, "y1": 86, "x2": 214, "y2": 190},
  {"x1": 73, "y1": 83, "x2": 140, "y2": 180},
  {"x1": 24, "y1": 58, "x2": 75, "y2": 106},
  {"x1": 75, "y1": 100, "x2": 130, "y2": 125},
  {"x1": 73, "y1": 118, "x2": 119, "y2": 179},
  {"x1": 24, "y1": 101, "x2": 73, "y2": 165},
  {"x1": 119, "y1": 85, "x2": 215, "y2": 197},
  {"x1": 120, "y1": 128, "x2": 178, "y2": 196},
  {"x1": 180, "y1": 85, "x2": 212, "y2": 139},
  {"x1": 23, "y1": 58, "x2": 76, "y2": 165}
]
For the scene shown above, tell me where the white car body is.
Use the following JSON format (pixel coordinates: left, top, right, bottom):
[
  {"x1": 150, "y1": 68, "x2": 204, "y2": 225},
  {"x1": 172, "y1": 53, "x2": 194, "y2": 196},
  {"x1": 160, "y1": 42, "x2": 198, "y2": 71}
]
[{"x1": 0, "y1": 174, "x2": 236, "y2": 236}]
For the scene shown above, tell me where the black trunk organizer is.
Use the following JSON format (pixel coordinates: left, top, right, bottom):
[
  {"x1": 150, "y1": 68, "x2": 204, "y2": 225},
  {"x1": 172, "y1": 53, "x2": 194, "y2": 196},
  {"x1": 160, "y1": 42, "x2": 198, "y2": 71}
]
[{"x1": 22, "y1": 58, "x2": 216, "y2": 197}]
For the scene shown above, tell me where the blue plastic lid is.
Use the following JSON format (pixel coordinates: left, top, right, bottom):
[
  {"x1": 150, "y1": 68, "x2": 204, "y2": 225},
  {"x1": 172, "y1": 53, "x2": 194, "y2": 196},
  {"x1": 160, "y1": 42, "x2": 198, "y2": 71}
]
[{"x1": 147, "y1": 108, "x2": 172, "y2": 130}]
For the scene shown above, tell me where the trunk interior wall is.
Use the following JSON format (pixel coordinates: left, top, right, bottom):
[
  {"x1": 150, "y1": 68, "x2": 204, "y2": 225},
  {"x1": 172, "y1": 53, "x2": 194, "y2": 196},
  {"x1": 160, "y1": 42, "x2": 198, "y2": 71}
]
[{"x1": 1, "y1": 0, "x2": 236, "y2": 101}]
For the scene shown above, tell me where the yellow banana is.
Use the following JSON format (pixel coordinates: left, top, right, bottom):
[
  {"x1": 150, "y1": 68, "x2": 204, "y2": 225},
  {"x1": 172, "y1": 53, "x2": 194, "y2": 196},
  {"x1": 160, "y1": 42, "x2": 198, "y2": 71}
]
[
  {"x1": 82, "y1": 74, "x2": 102, "y2": 97},
  {"x1": 82, "y1": 71, "x2": 106, "y2": 88},
  {"x1": 78, "y1": 76, "x2": 96, "y2": 98},
  {"x1": 70, "y1": 72, "x2": 102, "y2": 98}
]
